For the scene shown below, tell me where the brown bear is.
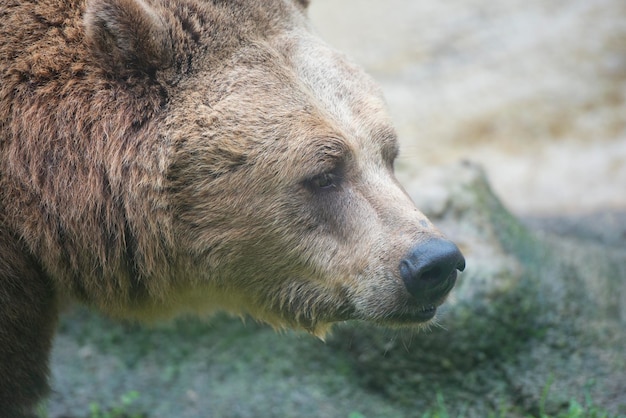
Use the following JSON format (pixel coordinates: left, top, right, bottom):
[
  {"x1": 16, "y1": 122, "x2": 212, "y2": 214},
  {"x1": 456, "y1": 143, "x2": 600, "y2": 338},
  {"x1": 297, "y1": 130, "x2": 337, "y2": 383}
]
[{"x1": 0, "y1": 0, "x2": 465, "y2": 415}]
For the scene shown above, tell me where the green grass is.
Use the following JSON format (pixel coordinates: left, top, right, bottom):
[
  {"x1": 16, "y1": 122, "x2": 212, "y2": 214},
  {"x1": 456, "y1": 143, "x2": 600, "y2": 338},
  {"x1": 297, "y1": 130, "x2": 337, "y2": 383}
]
[
  {"x1": 42, "y1": 379, "x2": 623, "y2": 418},
  {"x1": 37, "y1": 391, "x2": 145, "y2": 418},
  {"x1": 419, "y1": 398, "x2": 620, "y2": 418},
  {"x1": 418, "y1": 379, "x2": 623, "y2": 418},
  {"x1": 530, "y1": 376, "x2": 620, "y2": 418},
  {"x1": 88, "y1": 391, "x2": 144, "y2": 418}
]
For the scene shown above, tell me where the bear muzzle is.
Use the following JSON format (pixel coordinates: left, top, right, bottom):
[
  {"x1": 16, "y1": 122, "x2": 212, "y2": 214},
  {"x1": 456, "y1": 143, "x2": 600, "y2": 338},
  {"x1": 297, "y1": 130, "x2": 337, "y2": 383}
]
[{"x1": 399, "y1": 238, "x2": 466, "y2": 320}]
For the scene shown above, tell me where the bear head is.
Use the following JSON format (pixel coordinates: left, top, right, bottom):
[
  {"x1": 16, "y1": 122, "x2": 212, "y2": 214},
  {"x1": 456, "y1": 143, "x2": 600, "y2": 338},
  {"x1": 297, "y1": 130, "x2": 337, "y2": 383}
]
[{"x1": 77, "y1": 0, "x2": 465, "y2": 335}]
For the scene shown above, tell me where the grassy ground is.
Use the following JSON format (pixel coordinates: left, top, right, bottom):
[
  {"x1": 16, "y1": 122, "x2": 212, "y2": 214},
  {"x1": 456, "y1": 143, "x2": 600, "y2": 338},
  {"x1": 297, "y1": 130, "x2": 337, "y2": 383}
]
[
  {"x1": 77, "y1": 388, "x2": 623, "y2": 418},
  {"x1": 42, "y1": 307, "x2": 625, "y2": 418}
]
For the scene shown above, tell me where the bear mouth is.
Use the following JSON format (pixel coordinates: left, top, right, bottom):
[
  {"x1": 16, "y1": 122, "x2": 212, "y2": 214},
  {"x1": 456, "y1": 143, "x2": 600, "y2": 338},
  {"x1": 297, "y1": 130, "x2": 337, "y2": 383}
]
[
  {"x1": 400, "y1": 306, "x2": 437, "y2": 323},
  {"x1": 415, "y1": 305, "x2": 437, "y2": 320},
  {"x1": 372, "y1": 303, "x2": 441, "y2": 326}
]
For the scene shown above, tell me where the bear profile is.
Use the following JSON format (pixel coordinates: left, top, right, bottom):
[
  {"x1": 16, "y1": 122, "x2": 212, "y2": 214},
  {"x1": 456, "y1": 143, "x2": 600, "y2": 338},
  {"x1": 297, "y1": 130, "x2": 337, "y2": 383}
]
[{"x1": 0, "y1": 0, "x2": 465, "y2": 415}]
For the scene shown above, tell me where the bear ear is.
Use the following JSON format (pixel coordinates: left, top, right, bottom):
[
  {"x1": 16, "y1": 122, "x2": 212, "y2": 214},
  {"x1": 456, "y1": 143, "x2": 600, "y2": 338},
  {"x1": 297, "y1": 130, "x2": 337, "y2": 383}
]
[{"x1": 84, "y1": 0, "x2": 173, "y2": 74}]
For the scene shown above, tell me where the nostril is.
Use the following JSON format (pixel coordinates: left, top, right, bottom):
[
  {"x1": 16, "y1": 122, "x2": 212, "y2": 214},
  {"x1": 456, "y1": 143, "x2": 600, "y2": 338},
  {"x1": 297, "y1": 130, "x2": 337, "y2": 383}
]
[
  {"x1": 457, "y1": 257, "x2": 466, "y2": 272},
  {"x1": 400, "y1": 238, "x2": 465, "y2": 300},
  {"x1": 420, "y1": 265, "x2": 444, "y2": 282}
]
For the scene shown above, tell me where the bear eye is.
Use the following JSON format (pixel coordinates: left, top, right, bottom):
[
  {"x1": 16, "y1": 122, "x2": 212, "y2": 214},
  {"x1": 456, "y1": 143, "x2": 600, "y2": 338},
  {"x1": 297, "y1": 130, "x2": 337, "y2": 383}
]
[{"x1": 307, "y1": 172, "x2": 340, "y2": 190}]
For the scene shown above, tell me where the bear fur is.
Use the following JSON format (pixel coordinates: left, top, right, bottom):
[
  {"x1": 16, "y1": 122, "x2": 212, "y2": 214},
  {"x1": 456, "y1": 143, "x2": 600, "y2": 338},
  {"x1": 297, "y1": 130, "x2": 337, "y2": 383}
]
[{"x1": 0, "y1": 0, "x2": 463, "y2": 415}]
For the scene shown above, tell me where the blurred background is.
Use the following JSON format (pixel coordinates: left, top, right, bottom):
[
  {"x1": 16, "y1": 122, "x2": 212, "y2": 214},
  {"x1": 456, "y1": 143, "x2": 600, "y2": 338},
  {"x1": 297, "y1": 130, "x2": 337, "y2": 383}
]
[{"x1": 309, "y1": 0, "x2": 626, "y2": 216}]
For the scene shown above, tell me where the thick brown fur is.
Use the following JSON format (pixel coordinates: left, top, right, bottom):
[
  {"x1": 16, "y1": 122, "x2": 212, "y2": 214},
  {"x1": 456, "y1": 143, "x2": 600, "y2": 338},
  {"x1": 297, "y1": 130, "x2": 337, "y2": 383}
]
[{"x1": 1, "y1": 0, "x2": 457, "y2": 414}]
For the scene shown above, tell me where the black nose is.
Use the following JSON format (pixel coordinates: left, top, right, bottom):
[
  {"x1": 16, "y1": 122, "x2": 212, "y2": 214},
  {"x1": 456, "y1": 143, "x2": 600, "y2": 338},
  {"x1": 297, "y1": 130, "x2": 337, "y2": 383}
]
[{"x1": 399, "y1": 238, "x2": 466, "y2": 301}]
